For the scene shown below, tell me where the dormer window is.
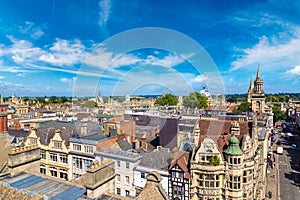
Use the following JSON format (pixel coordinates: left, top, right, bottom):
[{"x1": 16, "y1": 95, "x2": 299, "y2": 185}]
[{"x1": 53, "y1": 141, "x2": 62, "y2": 149}]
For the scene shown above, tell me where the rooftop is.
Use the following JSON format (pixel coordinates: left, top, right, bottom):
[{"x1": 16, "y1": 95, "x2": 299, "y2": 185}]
[
  {"x1": 0, "y1": 173, "x2": 86, "y2": 199},
  {"x1": 95, "y1": 149, "x2": 142, "y2": 162}
]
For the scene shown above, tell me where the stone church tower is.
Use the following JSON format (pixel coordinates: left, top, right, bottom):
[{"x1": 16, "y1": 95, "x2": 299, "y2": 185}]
[{"x1": 248, "y1": 66, "x2": 265, "y2": 114}]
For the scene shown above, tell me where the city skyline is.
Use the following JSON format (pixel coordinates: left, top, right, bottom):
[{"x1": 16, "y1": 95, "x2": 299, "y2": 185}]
[{"x1": 0, "y1": 0, "x2": 300, "y2": 97}]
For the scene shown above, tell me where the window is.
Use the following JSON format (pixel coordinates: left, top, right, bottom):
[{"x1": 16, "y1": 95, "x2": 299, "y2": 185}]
[
  {"x1": 73, "y1": 157, "x2": 83, "y2": 169},
  {"x1": 125, "y1": 190, "x2": 130, "y2": 197},
  {"x1": 73, "y1": 144, "x2": 81, "y2": 151},
  {"x1": 229, "y1": 175, "x2": 241, "y2": 190},
  {"x1": 40, "y1": 165, "x2": 46, "y2": 174},
  {"x1": 29, "y1": 137, "x2": 37, "y2": 145},
  {"x1": 50, "y1": 153, "x2": 57, "y2": 162},
  {"x1": 84, "y1": 145, "x2": 94, "y2": 153},
  {"x1": 84, "y1": 159, "x2": 92, "y2": 169},
  {"x1": 126, "y1": 162, "x2": 129, "y2": 169},
  {"x1": 53, "y1": 141, "x2": 62, "y2": 149},
  {"x1": 116, "y1": 174, "x2": 120, "y2": 182},
  {"x1": 243, "y1": 170, "x2": 253, "y2": 183},
  {"x1": 125, "y1": 176, "x2": 129, "y2": 185},
  {"x1": 117, "y1": 160, "x2": 120, "y2": 167},
  {"x1": 50, "y1": 167, "x2": 57, "y2": 177},
  {"x1": 198, "y1": 174, "x2": 220, "y2": 188},
  {"x1": 60, "y1": 169, "x2": 68, "y2": 180},
  {"x1": 40, "y1": 151, "x2": 46, "y2": 160},
  {"x1": 141, "y1": 172, "x2": 145, "y2": 178},
  {"x1": 117, "y1": 188, "x2": 121, "y2": 195},
  {"x1": 174, "y1": 186, "x2": 183, "y2": 196},
  {"x1": 60, "y1": 154, "x2": 68, "y2": 164}
]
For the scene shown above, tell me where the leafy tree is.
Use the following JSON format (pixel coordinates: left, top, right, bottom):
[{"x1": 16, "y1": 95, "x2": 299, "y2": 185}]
[
  {"x1": 57, "y1": 96, "x2": 69, "y2": 104},
  {"x1": 233, "y1": 102, "x2": 251, "y2": 112},
  {"x1": 273, "y1": 105, "x2": 286, "y2": 123},
  {"x1": 266, "y1": 95, "x2": 279, "y2": 102},
  {"x1": 183, "y1": 92, "x2": 208, "y2": 109},
  {"x1": 83, "y1": 101, "x2": 98, "y2": 108},
  {"x1": 155, "y1": 94, "x2": 178, "y2": 106},
  {"x1": 227, "y1": 97, "x2": 236, "y2": 103},
  {"x1": 209, "y1": 156, "x2": 220, "y2": 166},
  {"x1": 48, "y1": 96, "x2": 57, "y2": 104}
]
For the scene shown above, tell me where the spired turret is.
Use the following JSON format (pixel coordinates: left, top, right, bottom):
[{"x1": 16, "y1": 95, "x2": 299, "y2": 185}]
[{"x1": 248, "y1": 66, "x2": 266, "y2": 114}]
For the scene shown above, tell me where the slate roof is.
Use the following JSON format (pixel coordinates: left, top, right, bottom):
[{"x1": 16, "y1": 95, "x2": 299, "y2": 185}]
[
  {"x1": 36, "y1": 127, "x2": 78, "y2": 146},
  {"x1": 139, "y1": 148, "x2": 172, "y2": 170},
  {"x1": 117, "y1": 138, "x2": 131, "y2": 151},
  {"x1": 8, "y1": 129, "x2": 29, "y2": 138}
]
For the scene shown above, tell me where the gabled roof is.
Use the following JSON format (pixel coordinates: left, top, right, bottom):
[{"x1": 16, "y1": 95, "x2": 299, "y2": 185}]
[
  {"x1": 198, "y1": 119, "x2": 250, "y2": 152},
  {"x1": 139, "y1": 148, "x2": 172, "y2": 170},
  {"x1": 169, "y1": 151, "x2": 190, "y2": 179},
  {"x1": 35, "y1": 127, "x2": 78, "y2": 146}
]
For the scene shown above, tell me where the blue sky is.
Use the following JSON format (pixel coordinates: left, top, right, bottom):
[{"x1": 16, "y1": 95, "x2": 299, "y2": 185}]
[{"x1": 0, "y1": 0, "x2": 300, "y2": 97}]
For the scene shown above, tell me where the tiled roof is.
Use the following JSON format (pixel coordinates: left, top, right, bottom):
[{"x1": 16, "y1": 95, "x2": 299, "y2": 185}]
[
  {"x1": 96, "y1": 136, "x2": 119, "y2": 151},
  {"x1": 198, "y1": 119, "x2": 250, "y2": 152},
  {"x1": 169, "y1": 151, "x2": 190, "y2": 179}
]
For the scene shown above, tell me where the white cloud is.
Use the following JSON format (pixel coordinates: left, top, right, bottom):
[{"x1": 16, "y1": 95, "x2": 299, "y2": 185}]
[
  {"x1": 39, "y1": 38, "x2": 86, "y2": 66},
  {"x1": 98, "y1": 0, "x2": 111, "y2": 27},
  {"x1": 231, "y1": 29, "x2": 300, "y2": 71},
  {"x1": 285, "y1": 65, "x2": 300, "y2": 77},
  {"x1": 144, "y1": 54, "x2": 185, "y2": 68},
  {"x1": 6, "y1": 35, "x2": 45, "y2": 64},
  {"x1": 0, "y1": 80, "x2": 34, "y2": 93},
  {"x1": 18, "y1": 21, "x2": 45, "y2": 40},
  {"x1": 0, "y1": 76, "x2": 4, "y2": 79},
  {"x1": 17, "y1": 73, "x2": 26, "y2": 77},
  {"x1": 189, "y1": 74, "x2": 208, "y2": 85}
]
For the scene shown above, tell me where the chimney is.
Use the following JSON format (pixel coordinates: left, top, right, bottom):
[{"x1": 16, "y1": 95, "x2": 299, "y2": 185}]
[
  {"x1": 0, "y1": 107, "x2": 8, "y2": 133},
  {"x1": 81, "y1": 123, "x2": 87, "y2": 135},
  {"x1": 230, "y1": 121, "x2": 240, "y2": 135},
  {"x1": 141, "y1": 133, "x2": 147, "y2": 149}
]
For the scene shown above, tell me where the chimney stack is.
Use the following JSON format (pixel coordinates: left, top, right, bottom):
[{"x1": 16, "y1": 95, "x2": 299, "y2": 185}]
[{"x1": 0, "y1": 107, "x2": 8, "y2": 133}]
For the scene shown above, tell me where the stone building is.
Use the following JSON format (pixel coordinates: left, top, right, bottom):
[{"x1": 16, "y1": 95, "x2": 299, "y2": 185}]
[
  {"x1": 24, "y1": 128, "x2": 73, "y2": 180},
  {"x1": 95, "y1": 149, "x2": 142, "y2": 198},
  {"x1": 190, "y1": 115, "x2": 270, "y2": 200},
  {"x1": 247, "y1": 67, "x2": 266, "y2": 114}
]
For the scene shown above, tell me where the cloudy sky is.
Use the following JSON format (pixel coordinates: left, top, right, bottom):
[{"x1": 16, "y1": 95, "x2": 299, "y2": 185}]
[{"x1": 0, "y1": 0, "x2": 300, "y2": 97}]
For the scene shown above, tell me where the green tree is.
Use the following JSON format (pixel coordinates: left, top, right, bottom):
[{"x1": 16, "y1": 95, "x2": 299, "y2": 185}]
[
  {"x1": 57, "y1": 96, "x2": 69, "y2": 104},
  {"x1": 48, "y1": 96, "x2": 57, "y2": 104},
  {"x1": 233, "y1": 102, "x2": 251, "y2": 112},
  {"x1": 183, "y1": 92, "x2": 208, "y2": 109},
  {"x1": 273, "y1": 105, "x2": 286, "y2": 123},
  {"x1": 209, "y1": 156, "x2": 220, "y2": 166},
  {"x1": 155, "y1": 94, "x2": 178, "y2": 106},
  {"x1": 83, "y1": 101, "x2": 98, "y2": 108},
  {"x1": 266, "y1": 95, "x2": 279, "y2": 102}
]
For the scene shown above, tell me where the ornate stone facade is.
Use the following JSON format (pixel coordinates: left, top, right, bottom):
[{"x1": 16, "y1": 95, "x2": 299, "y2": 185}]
[{"x1": 190, "y1": 118, "x2": 269, "y2": 200}]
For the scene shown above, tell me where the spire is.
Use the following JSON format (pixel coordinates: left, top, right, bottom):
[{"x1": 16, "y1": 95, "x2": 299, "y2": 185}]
[
  {"x1": 98, "y1": 86, "x2": 101, "y2": 97},
  {"x1": 249, "y1": 76, "x2": 254, "y2": 90},
  {"x1": 256, "y1": 65, "x2": 262, "y2": 80}
]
